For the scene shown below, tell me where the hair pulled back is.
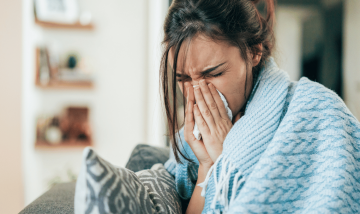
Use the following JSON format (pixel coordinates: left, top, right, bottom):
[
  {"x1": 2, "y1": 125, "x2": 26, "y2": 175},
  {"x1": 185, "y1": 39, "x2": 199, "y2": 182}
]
[{"x1": 160, "y1": 0, "x2": 276, "y2": 163}]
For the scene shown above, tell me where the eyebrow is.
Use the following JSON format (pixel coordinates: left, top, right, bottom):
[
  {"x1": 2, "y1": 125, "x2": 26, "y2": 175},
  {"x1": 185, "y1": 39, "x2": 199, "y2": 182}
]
[{"x1": 175, "y1": 62, "x2": 226, "y2": 77}]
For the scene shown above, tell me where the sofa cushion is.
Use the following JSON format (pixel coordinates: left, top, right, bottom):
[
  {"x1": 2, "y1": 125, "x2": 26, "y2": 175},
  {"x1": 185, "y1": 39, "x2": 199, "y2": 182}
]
[{"x1": 125, "y1": 144, "x2": 170, "y2": 172}]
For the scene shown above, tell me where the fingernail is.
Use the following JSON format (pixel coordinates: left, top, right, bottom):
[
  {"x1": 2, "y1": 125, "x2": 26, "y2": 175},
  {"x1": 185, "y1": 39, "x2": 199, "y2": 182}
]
[
  {"x1": 200, "y1": 80, "x2": 205, "y2": 85},
  {"x1": 208, "y1": 83, "x2": 212, "y2": 88}
]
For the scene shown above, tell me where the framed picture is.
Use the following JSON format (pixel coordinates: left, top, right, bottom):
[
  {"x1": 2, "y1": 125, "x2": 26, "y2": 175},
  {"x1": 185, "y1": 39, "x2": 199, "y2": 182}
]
[{"x1": 35, "y1": 0, "x2": 79, "y2": 24}]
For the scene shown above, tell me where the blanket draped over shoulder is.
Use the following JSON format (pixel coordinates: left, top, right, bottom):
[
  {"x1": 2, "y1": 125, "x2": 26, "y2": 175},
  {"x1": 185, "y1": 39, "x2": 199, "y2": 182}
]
[{"x1": 164, "y1": 58, "x2": 360, "y2": 213}]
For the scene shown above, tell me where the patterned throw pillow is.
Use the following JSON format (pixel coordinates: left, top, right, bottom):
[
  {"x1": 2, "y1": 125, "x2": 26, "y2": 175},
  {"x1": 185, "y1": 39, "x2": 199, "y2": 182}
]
[
  {"x1": 74, "y1": 147, "x2": 182, "y2": 214},
  {"x1": 136, "y1": 164, "x2": 182, "y2": 213}
]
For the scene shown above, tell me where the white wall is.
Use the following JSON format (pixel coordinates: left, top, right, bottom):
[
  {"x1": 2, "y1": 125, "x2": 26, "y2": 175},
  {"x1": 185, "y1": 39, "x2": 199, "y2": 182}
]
[
  {"x1": 22, "y1": 0, "x2": 156, "y2": 205},
  {"x1": 275, "y1": 7, "x2": 303, "y2": 81},
  {"x1": 0, "y1": 0, "x2": 24, "y2": 213},
  {"x1": 146, "y1": 0, "x2": 169, "y2": 147},
  {"x1": 343, "y1": 0, "x2": 360, "y2": 119}
]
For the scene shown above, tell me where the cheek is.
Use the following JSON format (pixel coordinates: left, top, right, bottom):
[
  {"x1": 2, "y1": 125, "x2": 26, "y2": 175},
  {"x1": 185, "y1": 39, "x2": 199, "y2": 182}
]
[
  {"x1": 211, "y1": 77, "x2": 233, "y2": 93},
  {"x1": 212, "y1": 76, "x2": 243, "y2": 110},
  {"x1": 228, "y1": 68, "x2": 248, "y2": 94}
]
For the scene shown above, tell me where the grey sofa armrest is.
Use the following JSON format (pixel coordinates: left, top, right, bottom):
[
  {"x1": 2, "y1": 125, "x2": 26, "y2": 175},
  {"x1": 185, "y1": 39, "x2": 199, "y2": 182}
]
[
  {"x1": 125, "y1": 144, "x2": 170, "y2": 172},
  {"x1": 19, "y1": 182, "x2": 75, "y2": 214}
]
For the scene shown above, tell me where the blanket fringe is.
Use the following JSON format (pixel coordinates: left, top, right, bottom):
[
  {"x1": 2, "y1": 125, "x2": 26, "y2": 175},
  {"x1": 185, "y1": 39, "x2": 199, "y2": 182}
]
[{"x1": 197, "y1": 155, "x2": 245, "y2": 212}]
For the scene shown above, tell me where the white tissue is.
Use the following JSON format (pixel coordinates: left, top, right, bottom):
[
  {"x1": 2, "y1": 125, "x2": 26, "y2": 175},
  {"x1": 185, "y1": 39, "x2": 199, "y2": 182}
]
[{"x1": 193, "y1": 85, "x2": 233, "y2": 140}]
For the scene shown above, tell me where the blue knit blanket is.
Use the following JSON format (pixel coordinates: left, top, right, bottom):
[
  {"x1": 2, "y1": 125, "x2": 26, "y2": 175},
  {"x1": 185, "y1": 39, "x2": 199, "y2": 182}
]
[{"x1": 164, "y1": 58, "x2": 360, "y2": 213}]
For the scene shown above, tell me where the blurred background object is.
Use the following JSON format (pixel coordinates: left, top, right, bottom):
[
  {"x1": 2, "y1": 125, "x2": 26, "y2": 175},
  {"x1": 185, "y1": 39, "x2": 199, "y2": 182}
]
[
  {"x1": 36, "y1": 106, "x2": 92, "y2": 147},
  {"x1": 1, "y1": 0, "x2": 360, "y2": 213},
  {"x1": 35, "y1": 0, "x2": 79, "y2": 24},
  {"x1": 35, "y1": 46, "x2": 94, "y2": 88}
]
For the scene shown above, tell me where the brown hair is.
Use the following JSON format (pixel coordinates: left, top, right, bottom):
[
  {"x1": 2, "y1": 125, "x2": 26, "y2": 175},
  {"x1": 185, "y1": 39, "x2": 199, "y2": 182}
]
[{"x1": 160, "y1": 0, "x2": 276, "y2": 163}]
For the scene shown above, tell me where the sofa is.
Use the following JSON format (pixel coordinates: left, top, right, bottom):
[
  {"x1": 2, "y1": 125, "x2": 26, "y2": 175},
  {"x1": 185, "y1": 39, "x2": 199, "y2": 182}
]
[{"x1": 19, "y1": 144, "x2": 185, "y2": 214}]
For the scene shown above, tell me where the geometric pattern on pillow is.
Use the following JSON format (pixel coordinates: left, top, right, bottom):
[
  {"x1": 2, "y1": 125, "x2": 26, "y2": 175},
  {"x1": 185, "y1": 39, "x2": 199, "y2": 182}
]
[
  {"x1": 75, "y1": 148, "x2": 155, "y2": 214},
  {"x1": 136, "y1": 164, "x2": 182, "y2": 214},
  {"x1": 125, "y1": 144, "x2": 170, "y2": 172}
]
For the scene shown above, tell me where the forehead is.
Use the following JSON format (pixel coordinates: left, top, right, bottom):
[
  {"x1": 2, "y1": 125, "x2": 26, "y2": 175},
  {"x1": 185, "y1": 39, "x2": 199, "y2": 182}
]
[{"x1": 168, "y1": 34, "x2": 232, "y2": 75}]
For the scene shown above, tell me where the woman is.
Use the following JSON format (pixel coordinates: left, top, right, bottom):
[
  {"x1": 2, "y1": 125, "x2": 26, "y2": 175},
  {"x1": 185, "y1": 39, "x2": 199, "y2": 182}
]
[{"x1": 161, "y1": 0, "x2": 360, "y2": 213}]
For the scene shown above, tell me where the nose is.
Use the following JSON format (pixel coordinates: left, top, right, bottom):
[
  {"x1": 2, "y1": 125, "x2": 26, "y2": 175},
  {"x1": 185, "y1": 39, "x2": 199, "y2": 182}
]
[
  {"x1": 182, "y1": 79, "x2": 206, "y2": 96},
  {"x1": 182, "y1": 80, "x2": 201, "y2": 98},
  {"x1": 191, "y1": 79, "x2": 205, "y2": 87}
]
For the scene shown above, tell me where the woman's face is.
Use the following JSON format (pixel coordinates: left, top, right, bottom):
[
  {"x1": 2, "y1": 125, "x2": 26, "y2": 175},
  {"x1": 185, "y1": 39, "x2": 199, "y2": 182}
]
[{"x1": 168, "y1": 34, "x2": 260, "y2": 119}]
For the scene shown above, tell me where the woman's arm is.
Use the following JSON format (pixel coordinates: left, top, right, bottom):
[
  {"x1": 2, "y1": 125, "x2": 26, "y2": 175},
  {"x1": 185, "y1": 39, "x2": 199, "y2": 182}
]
[{"x1": 186, "y1": 163, "x2": 212, "y2": 214}]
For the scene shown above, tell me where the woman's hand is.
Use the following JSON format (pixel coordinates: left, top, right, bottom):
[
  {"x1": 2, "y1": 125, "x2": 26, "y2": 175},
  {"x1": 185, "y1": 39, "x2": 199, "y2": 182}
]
[
  {"x1": 184, "y1": 82, "x2": 214, "y2": 167},
  {"x1": 184, "y1": 80, "x2": 233, "y2": 164}
]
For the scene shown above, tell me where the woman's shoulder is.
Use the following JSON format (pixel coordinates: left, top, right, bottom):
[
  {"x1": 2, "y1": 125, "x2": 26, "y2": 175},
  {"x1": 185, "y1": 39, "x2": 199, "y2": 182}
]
[
  {"x1": 263, "y1": 58, "x2": 345, "y2": 107},
  {"x1": 293, "y1": 77, "x2": 345, "y2": 107},
  {"x1": 286, "y1": 76, "x2": 360, "y2": 127}
]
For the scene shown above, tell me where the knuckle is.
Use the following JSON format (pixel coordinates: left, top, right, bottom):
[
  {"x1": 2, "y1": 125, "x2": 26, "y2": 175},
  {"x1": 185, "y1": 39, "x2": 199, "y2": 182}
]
[
  {"x1": 202, "y1": 109, "x2": 211, "y2": 116},
  {"x1": 201, "y1": 120, "x2": 207, "y2": 127},
  {"x1": 210, "y1": 102, "x2": 217, "y2": 110},
  {"x1": 217, "y1": 119, "x2": 231, "y2": 133}
]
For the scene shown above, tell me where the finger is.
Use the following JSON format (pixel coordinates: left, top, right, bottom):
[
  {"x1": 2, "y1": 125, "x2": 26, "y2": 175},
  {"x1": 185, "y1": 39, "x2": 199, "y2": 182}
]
[
  {"x1": 193, "y1": 103, "x2": 211, "y2": 137},
  {"x1": 183, "y1": 81, "x2": 191, "y2": 98},
  {"x1": 194, "y1": 85, "x2": 216, "y2": 130},
  {"x1": 199, "y1": 80, "x2": 222, "y2": 122},
  {"x1": 187, "y1": 82, "x2": 195, "y2": 105},
  {"x1": 208, "y1": 83, "x2": 229, "y2": 119},
  {"x1": 184, "y1": 91, "x2": 206, "y2": 152},
  {"x1": 184, "y1": 94, "x2": 196, "y2": 142}
]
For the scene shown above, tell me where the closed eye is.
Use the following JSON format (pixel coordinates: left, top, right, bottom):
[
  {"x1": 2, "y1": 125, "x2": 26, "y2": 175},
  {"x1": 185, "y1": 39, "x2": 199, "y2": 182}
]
[
  {"x1": 176, "y1": 77, "x2": 190, "y2": 82},
  {"x1": 210, "y1": 65, "x2": 229, "y2": 78},
  {"x1": 177, "y1": 72, "x2": 224, "y2": 82},
  {"x1": 211, "y1": 72, "x2": 223, "y2": 77}
]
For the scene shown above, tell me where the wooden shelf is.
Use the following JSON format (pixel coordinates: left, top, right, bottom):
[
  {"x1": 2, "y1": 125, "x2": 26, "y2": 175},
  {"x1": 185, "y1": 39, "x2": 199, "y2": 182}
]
[
  {"x1": 36, "y1": 81, "x2": 93, "y2": 89},
  {"x1": 35, "y1": 140, "x2": 92, "y2": 149},
  {"x1": 35, "y1": 18, "x2": 94, "y2": 30}
]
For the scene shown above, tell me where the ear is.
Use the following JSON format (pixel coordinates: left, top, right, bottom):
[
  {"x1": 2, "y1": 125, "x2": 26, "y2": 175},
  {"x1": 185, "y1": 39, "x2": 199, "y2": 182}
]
[{"x1": 251, "y1": 43, "x2": 262, "y2": 67}]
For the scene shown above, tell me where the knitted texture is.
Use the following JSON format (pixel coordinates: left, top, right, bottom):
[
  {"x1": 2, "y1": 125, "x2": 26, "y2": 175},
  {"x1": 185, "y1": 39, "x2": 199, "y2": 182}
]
[{"x1": 164, "y1": 58, "x2": 360, "y2": 213}]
